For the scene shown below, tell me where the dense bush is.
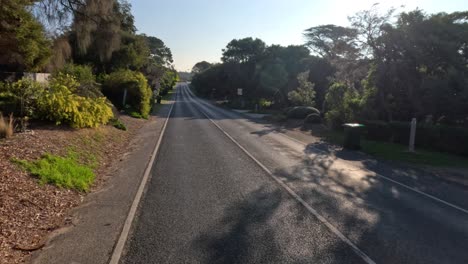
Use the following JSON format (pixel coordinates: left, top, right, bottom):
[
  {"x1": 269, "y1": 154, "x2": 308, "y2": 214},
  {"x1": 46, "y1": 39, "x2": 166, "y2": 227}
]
[
  {"x1": 53, "y1": 64, "x2": 103, "y2": 98},
  {"x1": 102, "y1": 70, "x2": 152, "y2": 118},
  {"x1": 0, "y1": 76, "x2": 113, "y2": 128},
  {"x1": 364, "y1": 121, "x2": 468, "y2": 156},
  {"x1": 0, "y1": 78, "x2": 43, "y2": 117},
  {"x1": 287, "y1": 106, "x2": 320, "y2": 119},
  {"x1": 37, "y1": 75, "x2": 114, "y2": 128},
  {"x1": 304, "y1": 113, "x2": 321, "y2": 124},
  {"x1": 324, "y1": 82, "x2": 362, "y2": 129},
  {"x1": 288, "y1": 71, "x2": 316, "y2": 107}
]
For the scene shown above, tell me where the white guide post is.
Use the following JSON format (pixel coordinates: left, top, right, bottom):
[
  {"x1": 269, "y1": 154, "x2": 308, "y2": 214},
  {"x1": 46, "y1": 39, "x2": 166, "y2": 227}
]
[{"x1": 409, "y1": 118, "x2": 417, "y2": 152}]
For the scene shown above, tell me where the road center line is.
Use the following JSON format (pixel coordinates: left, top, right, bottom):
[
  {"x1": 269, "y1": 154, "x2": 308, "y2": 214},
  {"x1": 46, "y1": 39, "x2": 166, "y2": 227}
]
[{"x1": 183, "y1": 85, "x2": 376, "y2": 264}]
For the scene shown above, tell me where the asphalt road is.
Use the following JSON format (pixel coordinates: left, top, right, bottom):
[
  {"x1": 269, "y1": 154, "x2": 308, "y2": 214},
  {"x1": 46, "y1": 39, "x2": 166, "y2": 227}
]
[{"x1": 121, "y1": 83, "x2": 468, "y2": 264}]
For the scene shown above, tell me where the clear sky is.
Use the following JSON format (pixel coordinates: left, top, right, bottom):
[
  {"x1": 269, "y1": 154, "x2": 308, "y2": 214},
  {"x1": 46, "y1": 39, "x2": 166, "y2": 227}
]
[{"x1": 129, "y1": 0, "x2": 468, "y2": 71}]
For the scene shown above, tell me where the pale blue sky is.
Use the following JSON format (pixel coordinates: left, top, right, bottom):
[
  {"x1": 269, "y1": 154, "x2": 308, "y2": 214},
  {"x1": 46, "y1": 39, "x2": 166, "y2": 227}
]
[{"x1": 129, "y1": 0, "x2": 468, "y2": 71}]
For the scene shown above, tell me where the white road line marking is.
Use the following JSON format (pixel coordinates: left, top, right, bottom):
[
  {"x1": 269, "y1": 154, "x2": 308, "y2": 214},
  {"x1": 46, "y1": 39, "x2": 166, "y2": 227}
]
[
  {"x1": 187, "y1": 86, "x2": 468, "y2": 216},
  {"x1": 109, "y1": 86, "x2": 179, "y2": 264},
  {"x1": 184, "y1": 85, "x2": 376, "y2": 264},
  {"x1": 278, "y1": 133, "x2": 468, "y2": 215}
]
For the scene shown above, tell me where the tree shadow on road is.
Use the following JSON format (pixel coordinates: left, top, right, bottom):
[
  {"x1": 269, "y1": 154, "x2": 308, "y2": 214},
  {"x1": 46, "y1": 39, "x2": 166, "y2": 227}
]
[
  {"x1": 270, "y1": 143, "x2": 468, "y2": 264},
  {"x1": 193, "y1": 187, "x2": 283, "y2": 264}
]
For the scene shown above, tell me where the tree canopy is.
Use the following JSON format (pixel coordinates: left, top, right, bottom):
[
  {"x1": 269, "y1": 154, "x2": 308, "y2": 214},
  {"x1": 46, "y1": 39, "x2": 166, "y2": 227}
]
[
  {"x1": 221, "y1": 37, "x2": 266, "y2": 64},
  {"x1": 192, "y1": 6, "x2": 468, "y2": 128}
]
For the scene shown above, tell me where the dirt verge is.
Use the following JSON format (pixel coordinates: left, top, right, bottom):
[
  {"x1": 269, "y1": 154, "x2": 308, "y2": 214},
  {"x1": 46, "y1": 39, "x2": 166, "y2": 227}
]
[{"x1": 0, "y1": 116, "x2": 146, "y2": 264}]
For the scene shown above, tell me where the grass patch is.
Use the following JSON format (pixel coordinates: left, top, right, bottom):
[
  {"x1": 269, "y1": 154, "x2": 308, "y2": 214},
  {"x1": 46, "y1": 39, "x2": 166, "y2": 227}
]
[
  {"x1": 152, "y1": 88, "x2": 176, "y2": 114},
  {"x1": 128, "y1": 111, "x2": 144, "y2": 119},
  {"x1": 319, "y1": 130, "x2": 468, "y2": 168},
  {"x1": 361, "y1": 140, "x2": 468, "y2": 168},
  {"x1": 13, "y1": 152, "x2": 96, "y2": 192},
  {"x1": 264, "y1": 113, "x2": 287, "y2": 123},
  {"x1": 249, "y1": 109, "x2": 281, "y2": 115}
]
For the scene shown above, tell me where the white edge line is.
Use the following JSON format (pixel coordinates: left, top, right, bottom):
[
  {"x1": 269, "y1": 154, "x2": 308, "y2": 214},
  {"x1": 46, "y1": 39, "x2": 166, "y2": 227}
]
[
  {"x1": 278, "y1": 133, "x2": 468, "y2": 215},
  {"x1": 108, "y1": 86, "x2": 178, "y2": 264},
  {"x1": 185, "y1": 87, "x2": 376, "y2": 264},
  {"x1": 374, "y1": 172, "x2": 468, "y2": 214},
  {"x1": 192, "y1": 94, "x2": 468, "y2": 217}
]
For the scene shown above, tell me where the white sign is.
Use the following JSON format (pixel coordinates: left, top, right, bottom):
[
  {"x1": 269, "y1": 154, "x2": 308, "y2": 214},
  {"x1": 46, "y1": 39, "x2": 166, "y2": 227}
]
[{"x1": 237, "y1": 88, "x2": 243, "y2": 96}]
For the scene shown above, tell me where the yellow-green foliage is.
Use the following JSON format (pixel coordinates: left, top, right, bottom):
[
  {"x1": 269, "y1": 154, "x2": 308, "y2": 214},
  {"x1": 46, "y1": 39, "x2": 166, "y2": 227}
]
[
  {"x1": 102, "y1": 70, "x2": 152, "y2": 118},
  {"x1": 14, "y1": 152, "x2": 95, "y2": 192},
  {"x1": 37, "y1": 74, "x2": 114, "y2": 128}
]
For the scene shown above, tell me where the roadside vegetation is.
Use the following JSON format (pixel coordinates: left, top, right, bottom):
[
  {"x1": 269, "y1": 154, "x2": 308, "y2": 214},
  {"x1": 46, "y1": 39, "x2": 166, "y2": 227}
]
[
  {"x1": 14, "y1": 152, "x2": 96, "y2": 192},
  {"x1": 0, "y1": 1, "x2": 178, "y2": 263},
  {"x1": 190, "y1": 6, "x2": 468, "y2": 165},
  {"x1": 0, "y1": 0, "x2": 179, "y2": 135},
  {"x1": 319, "y1": 129, "x2": 468, "y2": 168}
]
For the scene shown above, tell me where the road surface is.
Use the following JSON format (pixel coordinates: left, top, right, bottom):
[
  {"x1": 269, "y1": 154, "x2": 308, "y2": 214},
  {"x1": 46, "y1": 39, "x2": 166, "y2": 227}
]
[{"x1": 121, "y1": 83, "x2": 468, "y2": 264}]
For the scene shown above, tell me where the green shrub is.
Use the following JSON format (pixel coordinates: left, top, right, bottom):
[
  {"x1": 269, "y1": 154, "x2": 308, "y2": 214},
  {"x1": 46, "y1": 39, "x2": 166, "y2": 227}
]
[
  {"x1": 325, "y1": 110, "x2": 344, "y2": 129},
  {"x1": 259, "y1": 98, "x2": 272, "y2": 108},
  {"x1": 37, "y1": 75, "x2": 114, "y2": 128},
  {"x1": 14, "y1": 153, "x2": 95, "y2": 192},
  {"x1": 109, "y1": 118, "x2": 127, "y2": 130},
  {"x1": 304, "y1": 113, "x2": 321, "y2": 124},
  {"x1": 287, "y1": 106, "x2": 320, "y2": 119},
  {"x1": 324, "y1": 82, "x2": 362, "y2": 129},
  {"x1": 54, "y1": 64, "x2": 102, "y2": 98},
  {"x1": 102, "y1": 70, "x2": 152, "y2": 118},
  {"x1": 0, "y1": 78, "x2": 43, "y2": 117},
  {"x1": 288, "y1": 70, "x2": 316, "y2": 107},
  {"x1": 128, "y1": 111, "x2": 143, "y2": 119}
]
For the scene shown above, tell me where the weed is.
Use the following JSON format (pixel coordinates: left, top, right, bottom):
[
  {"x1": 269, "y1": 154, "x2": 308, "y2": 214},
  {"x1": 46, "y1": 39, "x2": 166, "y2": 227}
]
[
  {"x1": 128, "y1": 111, "x2": 143, "y2": 119},
  {"x1": 109, "y1": 118, "x2": 127, "y2": 131},
  {"x1": 0, "y1": 114, "x2": 14, "y2": 139}
]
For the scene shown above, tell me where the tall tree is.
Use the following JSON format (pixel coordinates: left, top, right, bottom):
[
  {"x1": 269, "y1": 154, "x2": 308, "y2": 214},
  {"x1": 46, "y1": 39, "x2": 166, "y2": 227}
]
[
  {"x1": 304, "y1": 25, "x2": 358, "y2": 59},
  {"x1": 0, "y1": 0, "x2": 51, "y2": 71},
  {"x1": 192, "y1": 61, "x2": 212, "y2": 74},
  {"x1": 143, "y1": 35, "x2": 173, "y2": 66},
  {"x1": 221, "y1": 37, "x2": 266, "y2": 64}
]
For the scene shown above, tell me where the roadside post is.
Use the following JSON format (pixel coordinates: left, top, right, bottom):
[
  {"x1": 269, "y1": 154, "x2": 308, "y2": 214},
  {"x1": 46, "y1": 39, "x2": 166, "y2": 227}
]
[
  {"x1": 122, "y1": 88, "x2": 128, "y2": 107},
  {"x1": 409, "y1": 118, "x2": 417, "y2": 152},
  {"x1": 237, "y1": 88, "x2": 244, "y2": 108}
]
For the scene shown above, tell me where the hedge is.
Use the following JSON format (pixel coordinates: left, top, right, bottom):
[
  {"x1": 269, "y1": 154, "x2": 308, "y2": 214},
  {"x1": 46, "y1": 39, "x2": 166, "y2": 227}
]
[
  {"x1": 102, "y1": 70, "x2": 152, "y2": 118},
  {"x1": 287, "y1": 106, "x2": 320, "y2": 119},
  {"x1": 363, "y1": 120, "x2": 468, "y2": 156},
  {"x1": 304, "y1": 113, "x2": 321, "y2": 124}
]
